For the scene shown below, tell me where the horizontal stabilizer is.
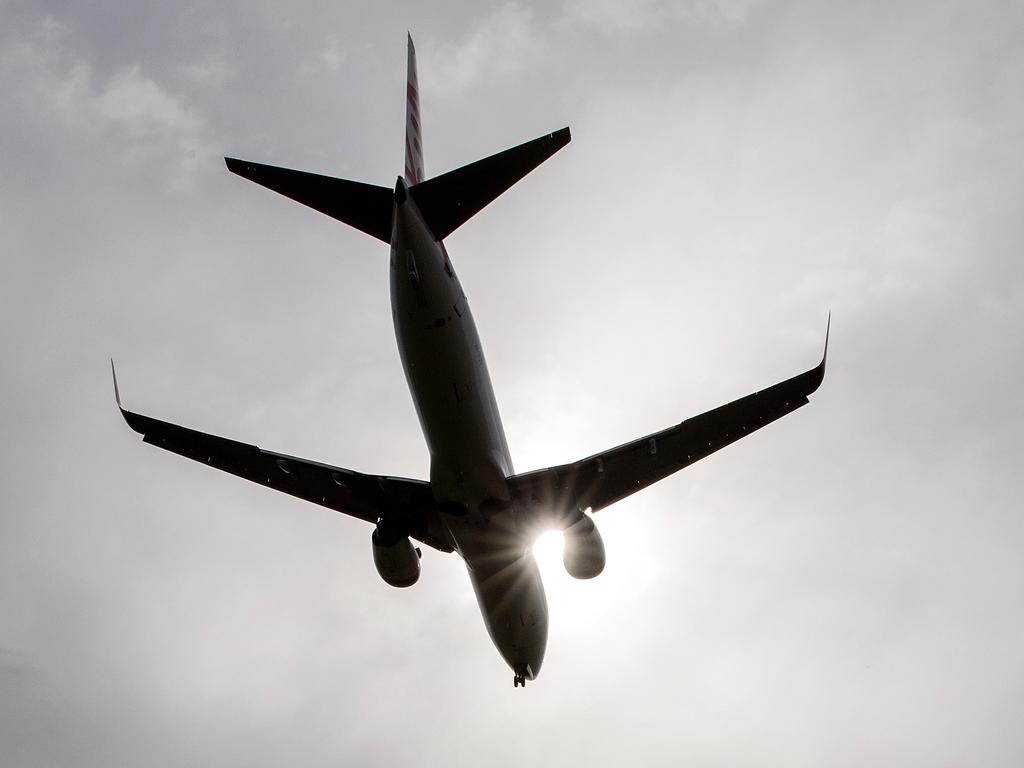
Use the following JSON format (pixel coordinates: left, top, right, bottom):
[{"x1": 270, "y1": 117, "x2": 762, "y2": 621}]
[
  {"x1": 225, "y1": 158, "x2": 395, "y2": 243},
  {"x1": 409, "y1": 127, "x2": 570, "y2": 240}
]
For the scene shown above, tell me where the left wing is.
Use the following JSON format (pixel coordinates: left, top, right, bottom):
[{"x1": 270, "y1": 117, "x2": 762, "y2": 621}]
[
  {"x1": 507, "y1": 321, "x2": 829, "y2": 517},
  {"x1": 111, "y1": 363, "x2": 453, "y2": 553}
]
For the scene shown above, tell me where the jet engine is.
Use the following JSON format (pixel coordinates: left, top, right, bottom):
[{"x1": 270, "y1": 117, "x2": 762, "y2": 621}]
[
  {"x1": 562, "y1": 514, "x2": 605, "y2": 579},
  {"x1": 372, "y1": 528, "x2": 421, "y2": 588}
]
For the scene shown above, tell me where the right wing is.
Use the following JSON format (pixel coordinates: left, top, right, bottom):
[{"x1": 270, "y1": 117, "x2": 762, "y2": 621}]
[
  {"x1": 112, "y1": 363, "x2": 453, "y2": 553},
  {"x1": 507, "y1": 321, "x2": 829, "y2": 516}
]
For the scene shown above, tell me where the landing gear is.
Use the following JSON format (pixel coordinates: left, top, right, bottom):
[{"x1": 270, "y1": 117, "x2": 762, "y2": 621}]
[{"x1": 513, "y1": 664, "x2": 529, "y2": 688}]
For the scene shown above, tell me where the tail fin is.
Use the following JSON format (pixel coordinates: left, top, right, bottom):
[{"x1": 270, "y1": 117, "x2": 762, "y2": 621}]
[
  {"x1": 410, "y1": 127, "x2": 570, "y2": 240},
  {"x1": 405, "y1": 34, "x2": 425, "y2": 185},
  {"x1": 222, "y1": 37, "x2": 571, "y2": 246}
]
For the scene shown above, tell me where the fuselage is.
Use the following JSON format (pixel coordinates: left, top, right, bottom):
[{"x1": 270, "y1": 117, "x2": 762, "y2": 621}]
[{"x1": 389, "y1": 179, "x2": 548, "y2": 680}]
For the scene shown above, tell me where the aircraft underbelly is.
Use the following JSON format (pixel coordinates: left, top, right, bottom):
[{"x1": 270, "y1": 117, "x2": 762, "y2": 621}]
[
  {"x1": 405, "y1": 307, "x2": 508, "y2": 498},
  {"x1": 391, "y1": 211, "x2": 511, "y2": 504},
  {"x1": 465, "y1": 538, "x2": 548, "y2": 679},
  {"x1": 390, "y1": 204, "x2": 546, "y2": 677}
]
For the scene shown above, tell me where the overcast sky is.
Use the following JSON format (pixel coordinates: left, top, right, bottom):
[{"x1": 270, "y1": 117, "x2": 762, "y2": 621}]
[{"x1": 3, "y1": 0, "x2": 1024, "y2": 765}]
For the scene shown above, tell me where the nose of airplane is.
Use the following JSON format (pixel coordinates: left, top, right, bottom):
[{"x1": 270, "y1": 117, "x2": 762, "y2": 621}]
[{"x1": 394, "y1": 175, "x2": 408, "y2": 204}]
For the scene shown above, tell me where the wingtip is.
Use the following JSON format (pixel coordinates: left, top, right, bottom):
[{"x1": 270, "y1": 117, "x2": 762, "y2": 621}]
[
  {"x1": 110, "y1": 358, "x2": 122, "y2": 408},
  {"x1": 110, "y1": 361, "x2": 150, "y2": 435},
  {"x1": 823, "y1": 310, "x2": 830, "y2": 366},
  {"x1": 805, "y1": 312, "x2": 830, "y2": 394},
  {"x1": 548, "y1": 126, "x2": 572, "y2": 145},
  {"x1": 224, "y1": 157, "x2": 262, "y2": 180}
]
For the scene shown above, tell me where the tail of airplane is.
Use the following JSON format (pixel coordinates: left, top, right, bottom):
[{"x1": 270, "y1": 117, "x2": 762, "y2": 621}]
[
  {"x1": 225, "y1": 35, "x2": 570, "y2": 244},
  {"x1": 405, "y1": 34, "x2": 425, "y2": 185},
  {"x1": 407, "y1": 127, "x2": 569, "y2": 240}
]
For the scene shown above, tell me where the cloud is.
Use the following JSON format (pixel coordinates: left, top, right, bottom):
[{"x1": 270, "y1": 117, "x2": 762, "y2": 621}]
[
  {"x1": 98, "y1": 67, "x2": 206, "y2": 153},
  {"x1": 318, "y1": 36, "x2": 345, "y2": 73},
  {"x1": 423, "y1": 3, "x2": 543, "y2": 96},
  {"x1": 559, "y1": 0, "x2": 759, "y2": 34},
  {"x1": 2, "y1": 16, "x2": 215, "y2": 186},
  {"x1": 179, "y1": 54, "x2": 236, "y2": 88}
]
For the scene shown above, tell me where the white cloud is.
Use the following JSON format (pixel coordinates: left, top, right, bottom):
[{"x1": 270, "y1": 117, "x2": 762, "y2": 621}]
[
  {"x1": 559, "y1": 0, "x2": 662, "y2": 32},
  {"x1": 179, "y1": 54, "x2": 236, "y2": 88},
  {"x1": 99, "y1": 67, "x2": 204, "y2": 141},
  {"x1": 2, "y1": 18, "x2": 215, "y2": 186},
  {"x1": 318, "y1": 36, "x2": 345, "y2": 73},
  {"x1": 424, "y1": 3, "x2": 543, "y2": 96},
  {"x1": 560, "y1": 0, "x2": 759, "y2": 34}
]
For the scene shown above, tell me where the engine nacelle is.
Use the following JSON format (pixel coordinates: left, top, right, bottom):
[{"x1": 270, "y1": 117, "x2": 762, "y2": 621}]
[
  {"x1": 562, "y1": 514, "x2": 605, "y2": 579},
  {"x1": 372, "y1": 529, "x2": 421, "y2": 588}
]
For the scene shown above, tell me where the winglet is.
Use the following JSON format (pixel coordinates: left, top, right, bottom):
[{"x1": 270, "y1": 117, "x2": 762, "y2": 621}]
[
  {"x1": 803, "y1": 312, "x2": 830, "y2": 395},
  {"x1": 111, "y1": 358, "x2": 123, "y2": 408},
  {"x1": 822, "y1": 311, "x2": 830, "y2": 367},
  {"x1": 111, "y1": 360, "x2": 148, "y2": 435}
]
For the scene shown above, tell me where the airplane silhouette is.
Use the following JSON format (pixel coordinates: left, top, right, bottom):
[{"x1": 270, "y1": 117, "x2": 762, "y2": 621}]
[{"x1": 115, "y1": 35, "x2": 827, "y2": 687}]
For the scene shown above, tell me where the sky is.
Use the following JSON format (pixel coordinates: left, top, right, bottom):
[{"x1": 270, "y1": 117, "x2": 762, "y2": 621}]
[{"x1": 2, "y1": 0, "x2": 1023, "y2": 765}]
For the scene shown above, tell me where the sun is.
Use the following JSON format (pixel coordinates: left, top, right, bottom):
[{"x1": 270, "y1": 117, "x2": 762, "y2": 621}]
[
  {"x1": 532, "y1": 529, "x2": 565, "y2": 571},
  {"x1": 532, "y1": 529, "x2": 580, "y2": 607},
  {"x1": 531, "y1": 527, "x2": 612, "y2": 620}
]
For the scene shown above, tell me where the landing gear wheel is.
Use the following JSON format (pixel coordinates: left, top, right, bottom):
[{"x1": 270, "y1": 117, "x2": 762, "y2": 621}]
[{"x1": 513, "y1": 673, "x2": 525, "y2": 688}]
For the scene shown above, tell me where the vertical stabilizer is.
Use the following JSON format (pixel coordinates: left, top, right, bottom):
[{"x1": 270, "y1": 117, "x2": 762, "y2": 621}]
[{"x1": 405, "y1": 34, "x2": 425, "y2": 185}]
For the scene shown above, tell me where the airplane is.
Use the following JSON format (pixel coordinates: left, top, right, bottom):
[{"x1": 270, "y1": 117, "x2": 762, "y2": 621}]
[{"x1": 113, "y1": 35, "x2": 827, "y2": 687}]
